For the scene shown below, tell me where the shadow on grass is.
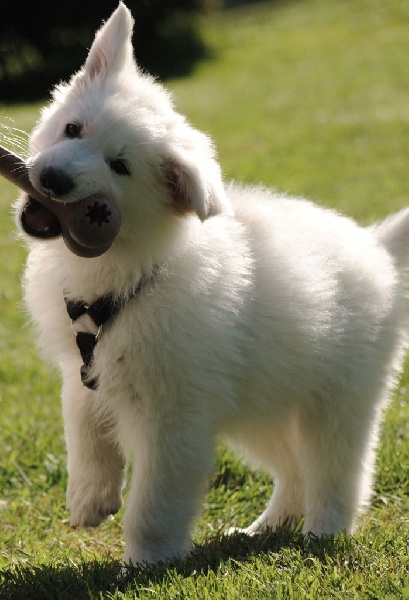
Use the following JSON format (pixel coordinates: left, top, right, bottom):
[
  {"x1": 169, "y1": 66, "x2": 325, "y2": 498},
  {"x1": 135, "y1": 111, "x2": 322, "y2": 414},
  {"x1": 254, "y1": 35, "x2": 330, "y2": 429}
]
[{"x1": 0, "y1": 530, "x2": 340, "y2": 600}]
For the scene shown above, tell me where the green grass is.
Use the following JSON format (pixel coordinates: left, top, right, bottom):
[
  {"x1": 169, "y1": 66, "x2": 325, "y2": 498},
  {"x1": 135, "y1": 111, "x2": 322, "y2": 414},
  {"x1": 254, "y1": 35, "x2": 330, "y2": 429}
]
[{"x1": 0, "y1": 0, "x2": 408, "y2": 597}]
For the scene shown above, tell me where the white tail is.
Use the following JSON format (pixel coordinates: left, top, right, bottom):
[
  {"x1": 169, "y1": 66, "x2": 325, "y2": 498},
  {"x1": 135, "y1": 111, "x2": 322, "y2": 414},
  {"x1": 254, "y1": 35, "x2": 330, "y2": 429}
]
[{"x1": 374, "y1": 207, "x2": 409, "y2": 269}]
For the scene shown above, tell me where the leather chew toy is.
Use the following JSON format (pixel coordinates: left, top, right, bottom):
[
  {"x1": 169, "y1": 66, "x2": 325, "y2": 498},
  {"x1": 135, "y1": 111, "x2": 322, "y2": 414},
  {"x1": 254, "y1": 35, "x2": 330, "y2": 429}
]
[{"x1": 0, "y1": 145, "x2": 121, "y2": 258}]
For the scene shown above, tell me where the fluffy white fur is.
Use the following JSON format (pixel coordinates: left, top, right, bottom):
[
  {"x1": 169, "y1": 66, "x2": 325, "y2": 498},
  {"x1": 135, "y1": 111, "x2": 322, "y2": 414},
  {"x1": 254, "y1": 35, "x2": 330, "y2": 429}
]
[{"x1": 17, "y1": 3, "x2": 409, "y2": 565}]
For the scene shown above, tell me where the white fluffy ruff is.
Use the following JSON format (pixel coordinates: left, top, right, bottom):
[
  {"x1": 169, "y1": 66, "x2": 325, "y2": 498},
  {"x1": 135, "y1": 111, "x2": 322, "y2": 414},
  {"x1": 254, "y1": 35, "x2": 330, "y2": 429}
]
[{"x1": 18, "y1": 2, "x2": 409, "y2": 565}]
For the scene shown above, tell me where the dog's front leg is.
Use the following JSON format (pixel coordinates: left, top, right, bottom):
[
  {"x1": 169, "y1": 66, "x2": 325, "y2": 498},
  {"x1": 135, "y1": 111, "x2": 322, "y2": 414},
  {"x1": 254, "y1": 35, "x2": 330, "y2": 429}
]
[
  {"x1": 62, "y1": 373, "x2": 125, "y2": 527},
  {"x1": 122, "y1": 410, "x2": 214, "y2": 565}
]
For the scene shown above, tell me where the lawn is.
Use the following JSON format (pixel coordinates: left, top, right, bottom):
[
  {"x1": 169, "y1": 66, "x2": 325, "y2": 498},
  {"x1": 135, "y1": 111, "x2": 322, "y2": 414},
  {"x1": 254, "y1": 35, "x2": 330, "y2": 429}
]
[{"x1": 0, "y1": 0, "x2": 408, "y2": 598}]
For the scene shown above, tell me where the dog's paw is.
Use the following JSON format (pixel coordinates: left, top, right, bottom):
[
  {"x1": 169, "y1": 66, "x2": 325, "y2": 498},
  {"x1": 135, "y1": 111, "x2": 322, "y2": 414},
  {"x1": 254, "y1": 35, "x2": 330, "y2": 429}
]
[
  {"x1": 122, "y1": 539, "x2": 188, "y2": 567},
  {"x1": 225, "y1": 526, "x2": 255, "y2": 537},
  {"x1": 67, "y1": 477, "x2": 122, "y2": 527}
]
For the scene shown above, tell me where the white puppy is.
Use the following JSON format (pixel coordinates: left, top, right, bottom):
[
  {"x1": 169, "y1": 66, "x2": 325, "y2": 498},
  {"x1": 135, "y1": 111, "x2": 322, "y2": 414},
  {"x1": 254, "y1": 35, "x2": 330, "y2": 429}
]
[{"x1": 16, "y1": 3, "x2": 409, "y2": 565}]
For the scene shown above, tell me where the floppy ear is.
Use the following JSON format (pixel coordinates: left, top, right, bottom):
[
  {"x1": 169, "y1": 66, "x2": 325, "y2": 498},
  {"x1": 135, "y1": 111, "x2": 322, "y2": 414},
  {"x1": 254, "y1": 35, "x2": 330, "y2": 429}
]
[
  {"x1": 83, "y1": 2, "x2": 135, "y2": 80},
  {"x1": 163, "y1": 149, "x2": 231, "y2": 221}
]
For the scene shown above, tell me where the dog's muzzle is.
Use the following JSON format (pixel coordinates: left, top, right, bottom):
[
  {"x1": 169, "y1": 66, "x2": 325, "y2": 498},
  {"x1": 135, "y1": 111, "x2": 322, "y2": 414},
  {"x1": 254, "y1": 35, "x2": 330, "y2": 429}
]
[{"x1": 0, "y1": 145, "x2": 121, "y2": 258}]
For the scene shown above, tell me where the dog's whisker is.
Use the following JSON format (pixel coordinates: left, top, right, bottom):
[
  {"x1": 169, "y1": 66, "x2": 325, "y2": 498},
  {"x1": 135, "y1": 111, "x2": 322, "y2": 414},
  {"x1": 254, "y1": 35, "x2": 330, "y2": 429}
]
[{"x1": 0, "y1": 122, "x2": 30, "y2": 158}]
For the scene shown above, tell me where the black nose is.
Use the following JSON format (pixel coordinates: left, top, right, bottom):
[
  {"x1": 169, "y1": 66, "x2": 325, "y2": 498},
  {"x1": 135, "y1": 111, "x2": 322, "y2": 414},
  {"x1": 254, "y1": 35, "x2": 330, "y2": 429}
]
[{"x1": 40, "y1": 166, "x2": 74, "y2": 197}]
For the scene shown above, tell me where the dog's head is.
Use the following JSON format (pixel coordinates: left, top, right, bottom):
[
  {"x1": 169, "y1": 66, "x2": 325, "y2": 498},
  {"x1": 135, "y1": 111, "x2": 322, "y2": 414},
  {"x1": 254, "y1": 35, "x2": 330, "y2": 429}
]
[{"x1": 21, "y1": 2, "x2": 231, "y2": 258}]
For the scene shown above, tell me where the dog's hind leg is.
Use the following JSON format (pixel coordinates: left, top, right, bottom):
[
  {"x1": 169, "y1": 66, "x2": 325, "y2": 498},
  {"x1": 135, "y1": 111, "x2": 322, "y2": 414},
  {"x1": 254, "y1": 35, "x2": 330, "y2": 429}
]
[
  {"x1": 229, "y1": 417, "x2": 305, "y2": 534},
  {"x1": 299, "y1": 393, "x2": 381, "y2": 536},
  {"x1": 63, "y1": 371, "x2": 125, "y2": 527},
  {"x1": 246, "y1": 468, "x2": 305, "y2": 535}
]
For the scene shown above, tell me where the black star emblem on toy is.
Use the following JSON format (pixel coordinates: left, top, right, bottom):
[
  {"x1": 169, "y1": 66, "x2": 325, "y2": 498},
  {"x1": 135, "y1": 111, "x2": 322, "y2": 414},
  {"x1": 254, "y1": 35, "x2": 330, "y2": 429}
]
[{"x1": 85, "y1": 201, "x2": 112, "y2": 226}]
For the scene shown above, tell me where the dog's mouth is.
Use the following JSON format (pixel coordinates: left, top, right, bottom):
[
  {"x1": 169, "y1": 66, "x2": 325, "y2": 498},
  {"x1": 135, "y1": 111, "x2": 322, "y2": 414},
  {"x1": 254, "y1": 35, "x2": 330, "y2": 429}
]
[
  {"x1": 21, "y1": 196, "x2": 62, "y2": 239},
  {"x1": 0, "y1": 145, "x2": 121, "y2": 258}
]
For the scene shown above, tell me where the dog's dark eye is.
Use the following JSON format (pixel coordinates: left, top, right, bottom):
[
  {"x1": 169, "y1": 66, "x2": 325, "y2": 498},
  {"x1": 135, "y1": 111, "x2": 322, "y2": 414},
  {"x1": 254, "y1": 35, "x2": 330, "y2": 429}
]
[
  {"x1": 110, "y1": 159, "x2": 130, "y2": 176},
  {"x1": 65, "y1": 123, "x2": 81, "y2": 139}
]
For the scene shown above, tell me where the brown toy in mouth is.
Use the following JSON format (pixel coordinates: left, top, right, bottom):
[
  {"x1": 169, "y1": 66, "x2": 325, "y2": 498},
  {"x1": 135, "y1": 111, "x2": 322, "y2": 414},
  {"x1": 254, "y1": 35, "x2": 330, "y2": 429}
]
[{"x1": 0, "y1": 145, "x2": 121, "y2": 258}]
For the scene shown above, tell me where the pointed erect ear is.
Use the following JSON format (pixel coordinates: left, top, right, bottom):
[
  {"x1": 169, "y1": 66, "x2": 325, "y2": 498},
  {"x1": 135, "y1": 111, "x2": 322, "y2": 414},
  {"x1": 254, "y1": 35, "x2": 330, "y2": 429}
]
[
  {"x1": 162, "y1": 148, "x2": 231, "y2": 221},
  {"x1": 83, "y1": 2, "x2": 135, "y2": 80}
]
